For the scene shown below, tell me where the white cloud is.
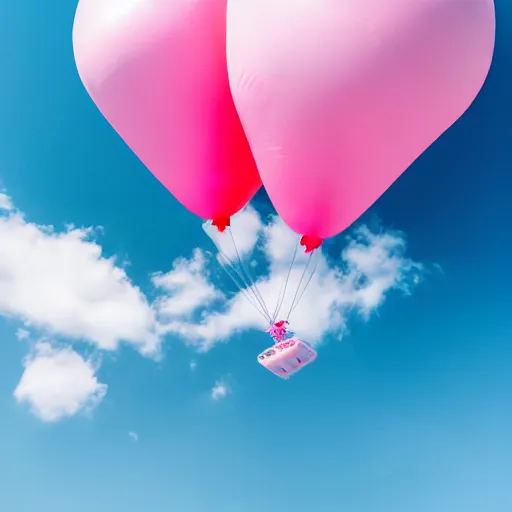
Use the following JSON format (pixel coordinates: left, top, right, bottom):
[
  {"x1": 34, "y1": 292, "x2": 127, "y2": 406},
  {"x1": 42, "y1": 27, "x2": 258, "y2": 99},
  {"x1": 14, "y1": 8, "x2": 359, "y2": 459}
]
[
  {"x1": 15, "y1": 328, "x2": 30, "y2": 341},
  {"x1": 189, "y1": 360, "x2": 197, "y2": 371},
  {"x1": 128, "y1": 431, "x2": 138, "y2": 442},
  {"x1": 211, "y1": 381, "x2": 229, "y2": 401},
  {"x1": 0, "y1": 192, "x2": 13, "y2": 211},
  {"x1": 152, "y1": 249, "x2": 221, "y2": 319},
  {"x1": 13, "y1": 342, "x2": 107, "y2": 422},
  {"x1": 0, "y1": 200, "x2": 159, "y2": 356},
  {"x1": 156, "y1": 208, "x2": 423, "y2": 350}
]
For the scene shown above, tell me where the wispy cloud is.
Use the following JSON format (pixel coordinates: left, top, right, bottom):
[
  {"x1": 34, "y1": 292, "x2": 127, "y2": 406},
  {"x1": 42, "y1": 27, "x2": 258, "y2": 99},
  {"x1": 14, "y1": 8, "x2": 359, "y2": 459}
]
[
  {"x1": 211, "y1": 381, "x2": 229, "y2": 401},
  {"x1": 0, "y1": 191, "x2": 13, "y2": 211},
  {"x1": 128, "y1": 431, "x2": 139, "y2": 442},
  {"x1": 13, "y1": 342, "x2": 107, "y2": 422},
  {"x1": 152, "y1": 249, "x2": 221, "y2": 319},
  {"x1": 15, "y1": 328, "x2": 30, "y2": 341}
]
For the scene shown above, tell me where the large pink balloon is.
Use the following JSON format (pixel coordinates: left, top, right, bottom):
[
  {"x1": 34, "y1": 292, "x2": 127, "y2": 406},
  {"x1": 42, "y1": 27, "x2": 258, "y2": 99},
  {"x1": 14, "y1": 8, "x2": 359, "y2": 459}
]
[
  {"x1": 227, "y1": 0, "x2": 495, "y2": 245},
  {"x1": 73, "y1": 0, "x2": 261, "y2": 224}
]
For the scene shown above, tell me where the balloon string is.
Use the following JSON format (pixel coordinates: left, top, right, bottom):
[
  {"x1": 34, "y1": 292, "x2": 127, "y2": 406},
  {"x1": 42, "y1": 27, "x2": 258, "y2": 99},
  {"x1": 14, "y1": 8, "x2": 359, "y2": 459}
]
[
  {"x1": 217, "y1": 252, "x2": 270, "y2": 322},
  {"x1": 227, "y1": 228, "x2": 269, "y2": 317},
  {"x1": 288, "y1": 249, "x2": 319, "y2": 319},
  {"x1": 208, "y1": 223, "x2": 272, "y2": 323},
  {"x1": 271, "y1": 239, "x2": 299, "y2": 324},
  {"x1": 205, "y1": 220, "x2": 271, "y2": 322},
  {"x1": 285, "y1": 251, "x2": 314, "y2": 320},
  {"x1": 219, "y1": 254, "x2": 270, "y2": 321},
  {"x1": 227, "y1": 228, "x2": 272, "y2": 322}
]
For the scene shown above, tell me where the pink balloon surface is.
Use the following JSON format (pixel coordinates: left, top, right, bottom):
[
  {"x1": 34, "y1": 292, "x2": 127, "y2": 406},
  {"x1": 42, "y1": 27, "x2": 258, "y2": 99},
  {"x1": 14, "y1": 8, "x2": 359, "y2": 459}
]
[
  {"x1": 72, "y1": 0, "x2": 261, "y2": 221},
  {"x1": 227, "y1": 0, "x2": 495, "y2": 240}
]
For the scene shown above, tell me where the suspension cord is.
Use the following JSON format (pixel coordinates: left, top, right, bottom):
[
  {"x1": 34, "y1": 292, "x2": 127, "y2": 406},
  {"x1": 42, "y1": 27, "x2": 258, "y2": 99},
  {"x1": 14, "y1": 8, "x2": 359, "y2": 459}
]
[
  {"x1": 271, "y1": 239, "x2": 299, "y2": 324},
  {"x1": 288, "y1": 249, "x2": 320, "y2": 318},
  {"x1": 217, "y1": 253, "x2": 271, "y2": 322},
  {"x1": 227, "y1": 228, "x2": 272, "y2": 322},
  {"x1": 210, "y1": 225, "x2": 273, "y2": 323},
  {"x1": 286, "y1": 251, "x2": 314, "y2": 320}
]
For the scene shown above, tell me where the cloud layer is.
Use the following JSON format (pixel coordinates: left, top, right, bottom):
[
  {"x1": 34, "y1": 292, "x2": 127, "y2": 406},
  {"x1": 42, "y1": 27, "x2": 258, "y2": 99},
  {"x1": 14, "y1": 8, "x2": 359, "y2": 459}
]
[
  {"x1": 155, "y1": 207, "x2": 423, "y2": 350},
  {"x1": 0, "y1": 191, "x2": 423, "y2": 421}
]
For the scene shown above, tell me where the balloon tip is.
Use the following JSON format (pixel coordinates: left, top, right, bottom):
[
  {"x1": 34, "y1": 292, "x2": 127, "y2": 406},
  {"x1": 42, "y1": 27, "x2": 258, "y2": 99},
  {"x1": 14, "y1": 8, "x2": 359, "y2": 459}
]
[
  {"x1": 212, "y1": 216, "x2": 231, "y2": 232},
  {"x1": 300, "y1": 235, "x2": 322, "y2": 253}
]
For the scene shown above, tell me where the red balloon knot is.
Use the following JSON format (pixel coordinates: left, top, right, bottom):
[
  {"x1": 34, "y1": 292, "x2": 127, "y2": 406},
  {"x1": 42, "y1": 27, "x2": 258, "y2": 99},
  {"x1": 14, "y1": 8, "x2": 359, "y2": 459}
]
[
  {"x1": 300, "y1": 235, "x2": 323, "y2": 253},
  {"x1": 212, "y1": 216, "x2": 231, "y2": 232}
]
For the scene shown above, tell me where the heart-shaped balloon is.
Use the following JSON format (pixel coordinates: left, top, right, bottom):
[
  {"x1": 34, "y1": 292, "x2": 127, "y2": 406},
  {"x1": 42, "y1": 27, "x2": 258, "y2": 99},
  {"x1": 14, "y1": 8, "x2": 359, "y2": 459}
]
[
  {"x1": 73, "y1": 0, "x2": 261, "y2": 223},
  {"x1": 227, "y1": 0, "x2": 495, "y2": 244}
]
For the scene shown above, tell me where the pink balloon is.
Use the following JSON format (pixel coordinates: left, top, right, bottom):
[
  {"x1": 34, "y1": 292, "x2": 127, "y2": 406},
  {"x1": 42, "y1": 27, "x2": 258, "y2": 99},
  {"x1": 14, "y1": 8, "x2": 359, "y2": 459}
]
[
  {"x1": 227, "y1": 0, "x2": 495, "y2": 246},
  {"x1": 72, "y1": 0, "x2": 261, "y2": 224}
]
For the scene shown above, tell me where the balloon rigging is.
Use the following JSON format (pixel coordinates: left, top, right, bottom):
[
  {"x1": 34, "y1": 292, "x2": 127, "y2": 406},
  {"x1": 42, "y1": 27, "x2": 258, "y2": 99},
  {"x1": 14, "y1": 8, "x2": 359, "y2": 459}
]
[
  {"x1": 203, "y1": 218, "x2": 321, "y2": 327},
  {"x1": 72, "y1": 0, "x2": 495, "y2": 379}
]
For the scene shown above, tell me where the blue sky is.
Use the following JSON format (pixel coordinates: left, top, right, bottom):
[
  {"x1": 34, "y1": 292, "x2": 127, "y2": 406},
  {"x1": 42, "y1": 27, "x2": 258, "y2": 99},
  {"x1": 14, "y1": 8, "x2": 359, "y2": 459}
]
[{"x1": 0, "y1": 1, "x2": 511, "y2": 512}]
